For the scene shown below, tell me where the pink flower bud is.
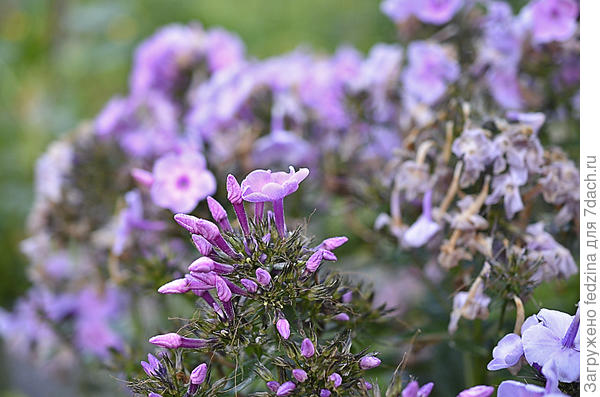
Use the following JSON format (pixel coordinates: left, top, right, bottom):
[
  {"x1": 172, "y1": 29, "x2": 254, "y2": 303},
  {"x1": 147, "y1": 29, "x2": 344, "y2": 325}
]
[
  {"x1": 149, "y1": 333, "x2": 208, "y2": 349},
  {"x1": 241, "y1": 278, "x2": 258, "y2": 293},
  {"x1": 321, "y1": 250, "x2": 337, "y2": 261},
  {"x1": 207, "y1": 196, "x2": 232, "y2": 232},
  {"x1": 215, "y1": 276, "x2": 232, "y2": 302},
  {"x1": 328, "y1": 373, "x2": 342, "y2": 388},
  {"x1": 301, "y1": 338, "x2": 315, "y2": 358},
  {"x1": 256, "y1": 268, "x2": 271, "y2": 285},
  {"x1": 276, "y1": 318, "x2": 290, "y2": 339},
  {"x1": 333, "y1": 313, "x2": 350, "y2": 321},
  {"x1": 359, "y1": 356, "x2": 381, "y2": 369},
  {"x1": 319, "y1": 236, "x2": 348, "y2": 251},
  {"x1": 226, "y1": 174, "x2": 243, "y2": 204},
  {"x1": 292, "y1": 369, "x2": 308, "y2": 382},
  {"x1": 190, "y1": 363, "x2": 208, "y2": 384},
  {"x1": 189, "y1": 257, "x2": 215, "y2": 273},
  {"x1": 305, "y1": 250, "x2": 324, "y2": 273},
  {"x1": 276, "y1": 381, "x2": 296, "y2": 396},
  {"x1": 267, "y1": 381, "x2": 280, "y2": 392},
  {"x1": 131, "y1": 168, "x2": 154, "y2": 187},
  {"x1": 158, "y1": 278, "x2": 190, "y2": 294},
  {"x1": 192, "y1": 234, "x2": 213, "y2": 256}
]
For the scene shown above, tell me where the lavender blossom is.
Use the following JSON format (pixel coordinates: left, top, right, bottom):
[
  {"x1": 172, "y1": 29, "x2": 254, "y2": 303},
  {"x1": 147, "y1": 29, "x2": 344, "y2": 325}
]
[
  {"x1": 485, "y1": 171, "x2": 525, "y2": 219},
  {"x1": 141, "y1": 354, "x2": 161, "y2": 376},
  {"x1": 305, "y1": 250, "x2": 324, "y2": 273},
  {"x1": 414, "y1": 0, "x2": 463, "y2": 25},
  {"x1": 256, "y1": 268, "x2": 272, "y2": 286},
  {"x1": 174, "y1": 214, "x2": 240, "y2": 258},
  {"x1": 320, "y1": 389, "x2": 332, "y2": 397},
  {"x1": 267, "y1": 381, "x2": 280, "y2": 392},
  {"x1": 240, "y1": 278, "x2": 258, "y2": 293},
  {"x1": 486, "y1": 333, "x2": 524, "y2": 371},
  {"x1": 158, "y1": 278, "x2": 190, "y2": 294},
  {"x1": 226, "y1": 174, "x2": 250, "y2": 236},
  {"x1": 190, "y1": 363, "x2": 208, "y2": 384}
]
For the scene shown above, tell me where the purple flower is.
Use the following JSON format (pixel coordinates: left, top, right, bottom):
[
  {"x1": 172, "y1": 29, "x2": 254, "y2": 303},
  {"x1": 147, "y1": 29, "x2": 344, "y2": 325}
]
[
  {"x1": 403, "y1": 41, "x2": 459, "y2": 105},
  {"x1": 380, "y1": 0, "x2": 413, "y2": 23},
  {"x1": 241, "y1": 167, "x2": 309, "y2": 237},
  {"x1": 215, "y1": 277, "x2": 232, "y2": 302},
  {"x1": 149, "y1": 333, "x2": 208, "y2": 349},
  {"x1": 256, "y1": 268, "x2": 272, "y2": 286},
  {"x1": 205, "y1": 28, "x2": 245, "y2": 72},
  {"x1": 158, "y1": 278, "x2": 190, "y2": 294},
  {"x1": 403, "y1": 190, "x2": 440, "y2": 247},
  {"x1": 130, "y1": 24, "x2": 205, "y2": 98},
  {"x1": 359, "y1": 355, "x2": 381, "y2": 369},
  {"x1": 485, "y1": 171, "x2": 525, "y2": 219},
  {"x1": 276, "y1": 318, "x2": 290, "y2": 339},
  {"x1": 414, "y1": 0, "x2": 463, "y2": 25},
  {"x1": 267, "y1": 381, "x2": 280, "y2": 392},
  {"x1": 141, "y1": 353, "x2": 161, "y2": 376},
  {"x1": 150, "y1": 151, "x2": 216, "y2": 213},
  {"x1": 328, "y1": 373, "x2": 342, "y2": 388},
  {"x1": 497, "y1": 379, "x2": 567, "y2": 397},
  {"x1": 226, "y1": 174, "x2": 250, "y2": 236},
  {"x1": 305, "y1": 250, "x2": 324, "y2": 273},
  {"x1": 333, "y1": 313, "x2": 350, "y2": 321},
  {"x1": 292, "y1": 368, "x2": 308, "y2": 382},
  {"x1": 276, "y1": 381, "x2": 296, "y2": 396},
  {"x1": 190, "y1": 363, "x2": 208, "y2": 384},
  {"x1": 240, "y1": 278, "x2": 258, "y2": 293},
  {"x1": 207, "y1": 196, "x2": 232, "y2": 232},
  {"x1": 320, "y1": 389, "x2": 332, "y2": 397},
  {"x1": 522, "y1": 0, "x2": 578, "y2": 44},
  {"x1": 457, "y1": 385, "x2": 495, "y2": 397},
  {"x1": 486, "y1": 66, "x2": 523, "y2": 109},
  {"x1": 452, "y1": 129, "x2": 498, "y2": 187},
  {"x1": 300, "y1": 338, "x2": 315, "y2": 358},
  {"x1": 174, "y1": 214, "x2": 240, "y2": 259},
  {"x1": 401, "y1": 381, "x2": 434, "y2": 397},
  {"x1": 149, "y1": 393, "x2": 163, "y2": 397},
  {"x1": 522, "y1": 307, "x2": 580, "y2": 382},
  {"x1": 318, "y1": 236, "x2": 348, "y2": 251},
  {"x1": 487, "y1": 333, "x2": 524, "y2": 370},
  {"x1": 192, "y1": 234, "x2": 213, "y2": 256},
  {"x1": 251, "y1": 130, "x2": 316, "y2": 170},
  {"x1": 241, "y1": 167, "x2": 309, "y2": 202},
  {"x1": 524, "y1": 222, "x2": 578, "y2": 281}
]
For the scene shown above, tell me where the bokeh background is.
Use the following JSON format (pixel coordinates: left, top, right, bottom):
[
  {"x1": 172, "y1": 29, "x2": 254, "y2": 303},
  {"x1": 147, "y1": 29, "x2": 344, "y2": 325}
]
[
  {"x1": 0, "y1": 0, "x2": 578, "y2": 396},
  {"x1": 0, "y1": 0, "x2": 393, "y2": 395}
]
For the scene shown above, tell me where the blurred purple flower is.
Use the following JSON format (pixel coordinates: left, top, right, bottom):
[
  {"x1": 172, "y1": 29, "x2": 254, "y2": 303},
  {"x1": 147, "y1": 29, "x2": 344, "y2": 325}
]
[
  {"x1": 403, "y1": 41, "x2": 459, "y2": 105},
  {"x1": 150, "y1": 151, "x2": 216, "y2": 213},
  {"x1": 401, "y1": 380, "x2": 434, "y2": 397},
  {"x1": 403, "y1": 190, "x2": 440, "y2": 247},
  {"x1": 521, "y1": 0, "x2": 578, "y2": 44}
]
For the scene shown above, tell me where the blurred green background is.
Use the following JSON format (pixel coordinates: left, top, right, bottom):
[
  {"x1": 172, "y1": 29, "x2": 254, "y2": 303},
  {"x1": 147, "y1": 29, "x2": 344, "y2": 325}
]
[{"x1": 0, "y1": 0, "x2": 395, "y2": 309}]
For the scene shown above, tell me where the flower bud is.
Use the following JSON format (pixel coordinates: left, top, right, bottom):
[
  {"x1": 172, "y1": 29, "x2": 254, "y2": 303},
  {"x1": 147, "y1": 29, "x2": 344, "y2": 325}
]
[
  {"x1": 320, "y1": 390, "x2": 331, "y2": 397},
  {"x1": 276, "y1": 381, "x2": 296, "y2": 396},
  {"x1": 207, "y1": 196, "x2": 232, "y2": 231},
  {"x1": 149, "y1": 393, "x2": 163, "y2": 397},
  {"x1": 333, "y1": 313, "x2": 350, "y2": 321},
  {"x1": 301, "y1": 338, "x2": 315, "y2": 358},
  {"x1": 188, "y1": 257, "x2": 215, "y2": 273},
  {"x1": 226, "y1": 174, "x2": 243, "y2": 205},
  {"x1": 276, "y1": 318, "x2": 290, "y2": 339},
  {"x1": 256, "y1": 268, "x2": 271, "y2": 285},
  {"x1": 328, "y1": 373, "x2": 342, "y2": 388},
  {"x1": 215, "y1": 276, "x2": 232, "y2": 302},
  {"x1": 342, "y1": 291, "x2": 352, "y2": 303},
  {"x1": 319, "y1": 236, "x2": 348, "y2": 251},
  {"x1": 267, "y1": 381, "x2": 280, "y2": 392},
  {"x1": 321, "y1": 250, "x2": 337, "y2": 261},
  {"x1": 158, "y1": 278, "x2": 190, "y2": 294},
  {"x1": 149, "y1": 333, "x2": 207, "y2": 349},
  {"x1": 457, "y1": 385, "x2": 494, "y2": 397},
  {"x1": 241, "y1": 278, "x2": 258, "y2": 293},
  {"x1": 292, "y1": 369, "x2": 308, "y2": 382},
  {"x1": 131, "y1": 168, "x2": 154, "y2": 187},
  {"x1": 359, "y1": 356, "x2": 381, "y2": 369},
  {"x1": 192, "y1": 234, "x2": 213, "y2": 256},
  {"x1": 305, "y1": 250, "x2": 324, "y2": 273},
  {"x1": 190, "y1": 363, "x2": 208, "y2": 385}
]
